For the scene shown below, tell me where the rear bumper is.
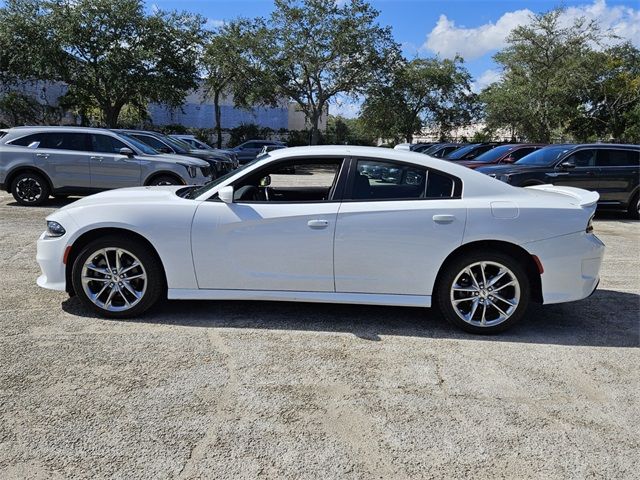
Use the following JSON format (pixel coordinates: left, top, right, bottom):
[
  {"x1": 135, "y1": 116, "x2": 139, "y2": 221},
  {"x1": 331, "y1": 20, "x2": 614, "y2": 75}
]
[{"x1": 523, "y1": 231, "x2": 605, "y2": 305}]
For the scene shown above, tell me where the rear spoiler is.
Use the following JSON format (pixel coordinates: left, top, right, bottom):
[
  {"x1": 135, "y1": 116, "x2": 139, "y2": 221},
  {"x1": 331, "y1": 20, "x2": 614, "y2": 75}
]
[{"x1": 525, "y1": 184, "x2": 599, "y2": 207}]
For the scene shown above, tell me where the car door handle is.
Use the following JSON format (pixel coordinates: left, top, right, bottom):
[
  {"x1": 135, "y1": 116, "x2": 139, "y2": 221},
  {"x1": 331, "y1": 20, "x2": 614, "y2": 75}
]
[
  {"x1": 433, "y1": 214, "x2": 455, "y2": 224},
  {"x1": 36, "y1": 153, "x2": 49, "y2": 159},
  {"x1": 90, "y1": 156, "x2": 104, "y2": 161},
  {"x1": 307, "y1": 219, "x2": 329, "y2": 229}
]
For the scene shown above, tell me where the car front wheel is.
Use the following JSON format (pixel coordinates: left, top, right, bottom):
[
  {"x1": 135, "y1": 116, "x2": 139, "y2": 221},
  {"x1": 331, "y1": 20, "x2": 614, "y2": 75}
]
[
  {"x1": 436, "y1": 251, "x2": 530, "y2": 334},
  {"x1": 71, "y1": 236, "x2": 164, "y2": 318}
]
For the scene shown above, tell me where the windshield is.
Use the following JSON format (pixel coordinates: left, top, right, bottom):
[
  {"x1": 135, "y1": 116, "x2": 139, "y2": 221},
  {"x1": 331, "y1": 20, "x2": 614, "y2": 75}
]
[
  {"x1": 515, "y1": 145, "x2": 572, "y2": 166},
  {"x1": 117, "y1": 133, "x2": 159, "y2": 155},
  {"x1": 183, "y1": 156, "x2": 264, "y2": 199},
  {"x1": 468, "y1": 145, "x2": 514, "y2": 162},
  {"x1": 446, "y1": 144, "x2": 480, "y2": 160}
]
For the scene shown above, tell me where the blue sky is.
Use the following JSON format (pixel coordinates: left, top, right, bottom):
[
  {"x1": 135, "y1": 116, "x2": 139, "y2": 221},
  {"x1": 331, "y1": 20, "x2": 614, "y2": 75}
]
[{"x1": 147, "y1": 0, "x2": 639, "y2": 116}]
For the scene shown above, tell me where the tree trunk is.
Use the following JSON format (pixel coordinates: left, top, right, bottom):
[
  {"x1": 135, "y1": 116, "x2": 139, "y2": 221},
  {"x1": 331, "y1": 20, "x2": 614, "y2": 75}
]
[
  {"x1": 214, "y1": 90, "x2": 222, "y2": 148},
  {"x1": 405, "y1": 132, "x2": 413, "y2": 144},
  {"x1": 310, "y1": 110, "x2": 321, "y2": 145},
  {"x1": 103, "y1": 103, "x2": 123, "y2": 128}
]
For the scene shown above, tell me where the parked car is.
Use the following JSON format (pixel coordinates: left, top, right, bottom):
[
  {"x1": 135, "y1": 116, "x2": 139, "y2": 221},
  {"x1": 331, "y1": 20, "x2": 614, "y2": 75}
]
[
  {"x1": 444, "y1": 143, "x2": 502, "y2": 161},
  {"x1": 393, "y1": 143, "x2": 412, "y2": 150},
  {"x1": 422, "y1": 143, "x2": 464, "y2": 158},
  {"x1": 169, "y1": 134, "x2": 239, "y2": 164},
  {"x1": 410, "y1": 143, "x2": 436, "y2": 153},
  {"x1": 118, "y1": 130, "x2": 236, "y2": 176},
  {"x1": 477, "y1": 144, "x2": 640, "y2": 218},
  {"x1": 457, "y1": 144, "x2": 546, "y2": 170},
  {"x1": 232, "y1": 140, "x2": 288, "y2": 164},
  {"x1": 37, "y1": 146, "x2": 603, "y2": 334},
  {"x1": 0, "y1": 127, "x2": 212, "y2": 206}
]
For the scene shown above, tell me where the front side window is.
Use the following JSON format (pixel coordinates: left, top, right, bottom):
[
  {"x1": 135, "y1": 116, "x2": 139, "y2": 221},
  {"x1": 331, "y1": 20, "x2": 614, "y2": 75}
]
[
  {"x1": 232, "y1": 159, "x2": 343, "y2": 202},
  {"x1": 38, "y1": 132, "x2": 89, "y2": 151},
  {"x1": 351, "y1": 160, "x2": 456, "y2": 200},
  {"x1": 597, "y1": 149, "x2": 640, "y2": 167},
  {"x1": 91, "y1": 134, "x2": 128, "y2": 154},
  {"x1": 564, "y1": 149, "x2": 596, "y2": 167}
]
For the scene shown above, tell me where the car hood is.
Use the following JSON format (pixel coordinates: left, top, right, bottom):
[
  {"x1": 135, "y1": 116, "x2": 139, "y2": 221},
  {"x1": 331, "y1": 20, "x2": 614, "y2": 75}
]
[
  {"x1": 59, "y1": 186, "x2": 186, "y2": 211},
  {"x1": 476, "y1": 164, "x2": 550, "y2": 175},
  {"x1": 189, "y1": 149, "x2": 231, "y2": 162},
  {"x1": 151, "y1": 153, "x2": 209, "y2": 167}
]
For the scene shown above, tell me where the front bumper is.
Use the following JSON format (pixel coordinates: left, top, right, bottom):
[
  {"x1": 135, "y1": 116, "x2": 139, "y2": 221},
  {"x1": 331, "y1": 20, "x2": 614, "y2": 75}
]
[
  {"x1": 36, "y1": 231, "x2": 69, "y2": 291},
  {"x1": 523, "y1": 231, "x2": 605, "y2": 304}
]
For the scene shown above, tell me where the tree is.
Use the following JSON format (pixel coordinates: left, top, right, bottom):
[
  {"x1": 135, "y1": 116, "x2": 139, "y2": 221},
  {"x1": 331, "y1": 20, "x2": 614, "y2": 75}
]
[
  {"x1": 0, "y1": 91, "x2": 40, "y2": 126},
  {"x1": 202, "y1": 19, "x2": 275, "y2": 148},
  {"x1": 259, "y1": 0, "x2": 400, "y2": 145},
  {"x1": 483, "y1": 9, "x2": 602, "y2": 142},
  {"x1": 361, "y1": 57, "x2": 477, "y2": 143},
  {"x1": 568, "y1": 43, "x2": 640, "y2": 142},
  {"x1": 325, "y1": 115, "x2": 377, "y2": 145},
  {"x1": 0, "y1": 0, "x2": 205, "y2": 127}
]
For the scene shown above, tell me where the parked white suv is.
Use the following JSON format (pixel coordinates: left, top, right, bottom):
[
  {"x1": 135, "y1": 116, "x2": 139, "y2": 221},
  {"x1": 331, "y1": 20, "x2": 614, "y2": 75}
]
[{"x1": 0, "y1": 126, "x2": 212, "y2": 206}]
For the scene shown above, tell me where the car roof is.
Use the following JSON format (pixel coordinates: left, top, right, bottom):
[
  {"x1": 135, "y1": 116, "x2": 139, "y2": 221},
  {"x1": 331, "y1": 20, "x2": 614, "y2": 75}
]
[{"x1": 4, "y1": 125, "x2": 116, "y2": 135}]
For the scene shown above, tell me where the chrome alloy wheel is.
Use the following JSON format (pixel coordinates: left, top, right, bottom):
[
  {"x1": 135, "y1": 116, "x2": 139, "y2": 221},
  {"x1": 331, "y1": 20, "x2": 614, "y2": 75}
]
[
  {"x1": 15, "y1": 177, "x2": 43, "y2": 203},
  {"x1": 81, "y1": 248, "x2": 147, "y2": 312},
  {"x1": 450, "y1": 261, "x2": 521, "y2": 327}
]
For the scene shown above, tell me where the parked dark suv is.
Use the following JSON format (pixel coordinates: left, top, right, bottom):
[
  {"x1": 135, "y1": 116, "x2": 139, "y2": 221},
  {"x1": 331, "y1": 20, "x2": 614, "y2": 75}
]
[{"x1": 478, "y1": 144, "x2": 640, "y2": 217}]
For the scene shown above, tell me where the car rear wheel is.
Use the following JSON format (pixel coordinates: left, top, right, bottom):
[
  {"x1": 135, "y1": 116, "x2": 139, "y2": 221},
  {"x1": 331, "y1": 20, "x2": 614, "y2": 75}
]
[
  {"x1": 627, "y1": 192, "x2": 639, "y2": 220},
  {"x1": 436, "y1": 251, "x2": 530, "y2": 334},
  {"x1": 71, "y1": 236, "x2": 164, "y2": 318},
  {"x1": 11, "y1": 172, "x2": 50, "y2": 206},
  {"x1": 148, "y1": 175, "x2": 182, "y2": 186}
]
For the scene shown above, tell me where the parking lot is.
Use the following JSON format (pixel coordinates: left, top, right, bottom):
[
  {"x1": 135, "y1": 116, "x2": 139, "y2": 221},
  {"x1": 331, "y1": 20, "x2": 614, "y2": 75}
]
[{"x1": 0, "y1": 192, "x2": 638, "y2": 479}]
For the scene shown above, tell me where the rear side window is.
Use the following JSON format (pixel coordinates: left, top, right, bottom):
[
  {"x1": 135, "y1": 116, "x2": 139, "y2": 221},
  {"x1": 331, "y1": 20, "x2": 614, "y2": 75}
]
[
  {"x1": 597, "y1": 149, "x2": 640, "y2": 167},
  {"x1": 36, "y1": 132, "x2": 89, "y2": 151},
  {"x1": 91, "y1": 134, "x2": 128, "y2": 154},
  {"x1": 351, "y1": 160, "x2": 457, "y2": 200},
  {"x1": 9, "y1": 133, "x2": 43, "y2": 147}
]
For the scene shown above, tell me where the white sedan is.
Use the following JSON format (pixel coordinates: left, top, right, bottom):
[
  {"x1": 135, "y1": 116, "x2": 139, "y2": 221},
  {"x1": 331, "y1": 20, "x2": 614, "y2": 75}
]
[{"x1": 36, "y1": 146, "x2": 604, "y2": 333}]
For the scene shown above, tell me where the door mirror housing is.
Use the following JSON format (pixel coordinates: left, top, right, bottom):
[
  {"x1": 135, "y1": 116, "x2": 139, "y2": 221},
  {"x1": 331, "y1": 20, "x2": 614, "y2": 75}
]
[
  {"x1": 218, "y1": 185, "x2": 234, "y2": 203},
  {"x1": 559, "y1": 161, "x2": 576, "y2": 170},
  {"x1": 259, "y1": 175, "x2": 271, "y2": 187},
  {"x1": 119, "y1": 147, "x2": 135, "y2": 158}
]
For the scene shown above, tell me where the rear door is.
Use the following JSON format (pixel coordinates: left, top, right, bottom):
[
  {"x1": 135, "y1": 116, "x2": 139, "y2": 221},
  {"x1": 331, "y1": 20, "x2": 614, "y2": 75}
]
[
  {"x1": 34, "y1": 132, "x2": 92, "y2": 190},
  {"x1": 334, "y1": 158, "x2": 466, "y2": 296},
  {"x1": 89, "y1": 133, "x2": 141, "y2": 189},
  {"x1": 596, "y1": 148, "x2": 640, "y2": 205}
]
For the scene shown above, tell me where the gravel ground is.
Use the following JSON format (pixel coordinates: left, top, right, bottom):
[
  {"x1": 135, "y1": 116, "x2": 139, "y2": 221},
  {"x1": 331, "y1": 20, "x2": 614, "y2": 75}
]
[{"x1": 0, "y1": 193, "x2": 638, "y2": 479}]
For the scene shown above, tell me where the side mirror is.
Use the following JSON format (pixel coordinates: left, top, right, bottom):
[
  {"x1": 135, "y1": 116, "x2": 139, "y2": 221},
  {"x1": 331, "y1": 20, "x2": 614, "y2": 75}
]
[
  {"x1": 218, "y1": 185, "x2": 234, "y2": 203},
  {"x1": 559, "y1": 161, "x2": 576, "y2": 170},
  {"x1": 259, "y1": 175, "x2": 271, "y2": 187},
  {"x1": 119, "y1": 147, "x2": 135, "y2": 158}
]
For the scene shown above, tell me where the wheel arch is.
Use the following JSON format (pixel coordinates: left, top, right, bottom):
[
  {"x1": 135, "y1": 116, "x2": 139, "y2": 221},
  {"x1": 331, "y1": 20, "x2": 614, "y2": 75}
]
[
  {"x1": 433, "y1": 240, "x2": 543, "y2": 304},
  {"x1": 143, "y1": 171, "x2": 186, "y2": 186},
  {"x1": 5, "y1": 166, "x2": 54, "y2": 194},
  {"x1": 65, "y1": 227, "x2": 168, "y2": 296}
]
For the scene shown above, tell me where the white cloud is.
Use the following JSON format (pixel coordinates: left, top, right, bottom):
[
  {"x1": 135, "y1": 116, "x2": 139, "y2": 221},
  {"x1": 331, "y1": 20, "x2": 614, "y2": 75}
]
[
  {"x1": 471, "y1": 69, "x2": 502, "y2": 93},
  {"x1": 423, "y1": 0, "x2": 640, "y2": 60},
  {"x1": 329, "y1": 97, "x2": 361, "y2": 118}
]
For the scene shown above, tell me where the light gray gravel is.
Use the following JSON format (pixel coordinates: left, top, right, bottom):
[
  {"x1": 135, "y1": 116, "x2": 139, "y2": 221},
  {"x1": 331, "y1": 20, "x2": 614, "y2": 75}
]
[{"x1": 0, "y1": 193, "x2": 639, "y2": 479}]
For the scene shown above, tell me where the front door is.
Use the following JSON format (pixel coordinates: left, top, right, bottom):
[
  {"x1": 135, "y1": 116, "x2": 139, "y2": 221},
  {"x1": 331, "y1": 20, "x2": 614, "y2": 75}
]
[
  {"x1": 548, "y1": 148, "x2": 600, "y2": 190},
  {"x1": 191, "y1": 158, "x2": 345, "y2": 291},
  {"x1": 334, "y1": 158, "x2": 466, "y2": 296},
  {"x1": 89, "y1": 134, "x2": 141, "y2": 189}
]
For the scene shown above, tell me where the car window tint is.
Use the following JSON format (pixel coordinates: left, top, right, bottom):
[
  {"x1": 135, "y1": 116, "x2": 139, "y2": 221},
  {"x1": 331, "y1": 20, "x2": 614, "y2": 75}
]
[
  {"x1": 566, "y1": 149, "x2": 596, "y2": 167},
  {"x1": 243, "y1": 142, "x2": 257, "y2": 149},
  {"x1": 352, "y1": 160, "x2": 455, "y2": 200},
  {"x1": 91, "y1": 134, "x2": 127, "y2": 153},
  {"x1": 597, "y1": 149, "x2": 639, "y2": 167},
  {"x1": 511, "y1": 147, "x2": 537, "y2": 160},
  {"x1": 268, "y1": 163, "x2": 339, "y2": 189},
  {"x1": 9, "y1": 133, "x2": 43, "y2": 147},
  {"x1": 134, "y1": 134, "x2": 167, "y2": 151},
  {"x1": 38, "y1": 132, "x2": 89, "y2": 151}
]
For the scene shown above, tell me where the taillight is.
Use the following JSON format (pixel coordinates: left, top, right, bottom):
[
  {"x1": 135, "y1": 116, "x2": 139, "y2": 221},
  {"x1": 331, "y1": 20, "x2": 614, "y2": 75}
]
[{"x1": 586, "y1": 214, "x2": 594, "y2": 233}]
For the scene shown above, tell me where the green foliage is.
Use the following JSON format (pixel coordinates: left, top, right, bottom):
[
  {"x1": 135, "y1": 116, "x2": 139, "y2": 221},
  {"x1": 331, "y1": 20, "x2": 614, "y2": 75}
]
[
  {"x1": 361, "y1": 57, "x2": 477, "y2": 143},
  {"x1": 0, "y1": 91, "x2": 40, "y2": 125},
  {"x1": 0, "y1": 0, "x2": 206, "y2": 127},
  {"x1": 325, "y1": 115, "x2": 377, "y2": 145},
  {"x1": 256, "y1": 0, "x2": 401, "y2": 144},
  {"x1": 228, "y1": 123, "x2": 274, "y2": 147}
]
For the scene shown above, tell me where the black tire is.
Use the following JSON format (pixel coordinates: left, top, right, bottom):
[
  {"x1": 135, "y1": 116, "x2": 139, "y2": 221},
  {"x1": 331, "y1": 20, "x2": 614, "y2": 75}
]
[
  {"x1": 627, "y1": 192, "x2": 639, "y2": 220},
  {"x1": 148, "y1": 175, "x2": 182, "y2": 186},
  {"x1": 436, "y1": 250, "x2": 531, "y2": 334},
  {"x1": 71, "y1": 235, "x2": 165, "y2": 318},
  {"x1": 11, "y1": 171, "x2": 50, "y2": 206}
]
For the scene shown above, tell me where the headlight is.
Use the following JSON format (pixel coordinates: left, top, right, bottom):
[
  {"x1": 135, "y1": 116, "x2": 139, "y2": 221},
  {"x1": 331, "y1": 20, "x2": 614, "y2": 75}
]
[
  {"x1": 46, "y1": 220, "x2": 66, "y2": 237},
  {"x1": 178, "y1": 163, "x2": 198, "y2": 178}
]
